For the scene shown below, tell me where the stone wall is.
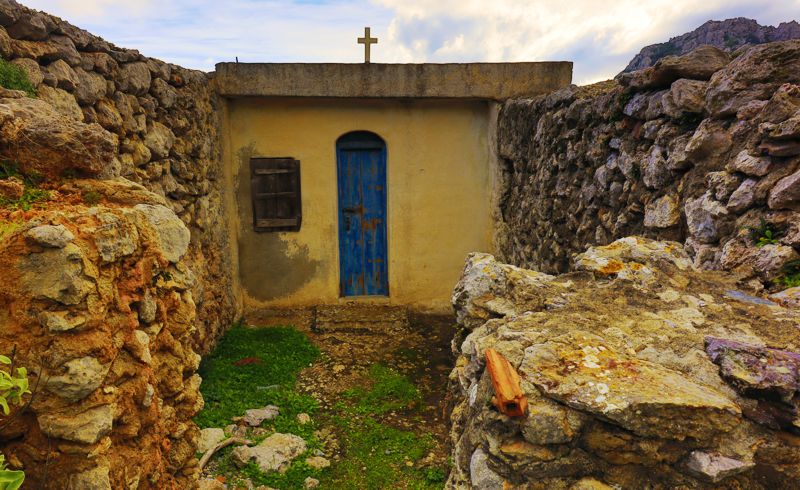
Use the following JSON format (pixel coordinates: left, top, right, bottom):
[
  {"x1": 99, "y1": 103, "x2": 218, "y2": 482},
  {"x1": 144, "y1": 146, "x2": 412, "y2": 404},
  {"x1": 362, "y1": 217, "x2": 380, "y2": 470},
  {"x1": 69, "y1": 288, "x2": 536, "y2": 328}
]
[
  {"x1": 0, "y1": 0, "x2": 236, "y2": 351},
  {"x1": 496, "y1": 41, "x2": 800, "y2": 292},
  {"x1": 0, "y1": 0, "x2": 236, "y2": 488},
  {"x1": 447, "y1": 238, "x2": 800, "y2": 489}
]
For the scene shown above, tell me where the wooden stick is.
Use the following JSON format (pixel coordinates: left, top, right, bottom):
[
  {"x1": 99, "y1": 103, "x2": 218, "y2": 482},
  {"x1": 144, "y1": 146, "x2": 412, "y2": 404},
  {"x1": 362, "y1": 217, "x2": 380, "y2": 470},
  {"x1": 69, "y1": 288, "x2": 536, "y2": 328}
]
[
  {"x1": 198, "y1": 437, "x2": 251, "y2": 469},
  {"x1": 485, "y1": 348, "x2": 528, "y2": 417}
]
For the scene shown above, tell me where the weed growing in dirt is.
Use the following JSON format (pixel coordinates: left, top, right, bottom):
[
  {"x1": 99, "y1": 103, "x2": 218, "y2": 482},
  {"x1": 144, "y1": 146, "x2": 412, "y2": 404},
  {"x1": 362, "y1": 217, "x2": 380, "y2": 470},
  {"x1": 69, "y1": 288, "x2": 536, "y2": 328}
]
[
  {"x1": 0, "y1": 162, "x2": 49, "y2": 211},
  {"x1": 343, "y1": 363, "x2": 421, "y2": 414},
  {"x1": 779, "y1": 260, "x2": 800, "y2": 288},
  {"x1": 326, "y1": 363, "x2": 446, "y2": 489}
]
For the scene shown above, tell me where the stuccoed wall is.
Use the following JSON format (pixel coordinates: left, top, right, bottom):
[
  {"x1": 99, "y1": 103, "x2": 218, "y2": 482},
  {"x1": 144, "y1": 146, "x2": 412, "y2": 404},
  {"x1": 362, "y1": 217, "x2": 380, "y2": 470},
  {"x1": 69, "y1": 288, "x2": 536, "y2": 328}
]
[
  {"x1": 0, "y1": 0, "x2": 236, "y2": 351},
  {"x1": 496, "y1": 41, "x2": 800, "y2": 292}
]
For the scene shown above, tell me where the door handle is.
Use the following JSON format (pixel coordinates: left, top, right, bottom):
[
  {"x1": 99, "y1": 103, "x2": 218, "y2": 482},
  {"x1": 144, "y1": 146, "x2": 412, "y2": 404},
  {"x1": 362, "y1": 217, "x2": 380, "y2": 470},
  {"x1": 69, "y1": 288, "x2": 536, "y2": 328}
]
[{"x1": 342, "y1": 205, "x2": 363, "y2": 214}]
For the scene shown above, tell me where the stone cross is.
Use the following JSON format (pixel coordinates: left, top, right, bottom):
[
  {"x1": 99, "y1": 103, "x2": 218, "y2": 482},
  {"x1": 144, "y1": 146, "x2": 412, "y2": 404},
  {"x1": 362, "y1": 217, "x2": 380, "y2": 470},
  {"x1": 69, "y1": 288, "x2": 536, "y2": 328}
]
[{"x1": 358, "y1": 27, "x2": 378, "y2": 64}]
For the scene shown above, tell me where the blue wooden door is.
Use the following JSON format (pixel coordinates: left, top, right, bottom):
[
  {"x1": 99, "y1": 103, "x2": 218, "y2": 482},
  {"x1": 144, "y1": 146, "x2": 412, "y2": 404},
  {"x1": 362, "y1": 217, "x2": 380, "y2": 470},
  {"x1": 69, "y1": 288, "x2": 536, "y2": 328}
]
[{"x1": 336, "y1": 132, "x2": 388, "y2": 296}]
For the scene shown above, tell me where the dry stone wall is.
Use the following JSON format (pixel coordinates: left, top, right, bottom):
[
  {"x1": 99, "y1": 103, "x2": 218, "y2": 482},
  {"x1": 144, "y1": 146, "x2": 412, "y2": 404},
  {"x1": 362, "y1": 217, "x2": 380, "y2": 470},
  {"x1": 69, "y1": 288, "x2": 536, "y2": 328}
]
[
  {"x1": 0, "y1": 0, "x2": 236, "y2": 351},
  {"x1": 0, "y1": 1, "x2": 236, "y2": 488},
  {"x1": 497, "y1": 41, "x2": 800, "y2": 293}
]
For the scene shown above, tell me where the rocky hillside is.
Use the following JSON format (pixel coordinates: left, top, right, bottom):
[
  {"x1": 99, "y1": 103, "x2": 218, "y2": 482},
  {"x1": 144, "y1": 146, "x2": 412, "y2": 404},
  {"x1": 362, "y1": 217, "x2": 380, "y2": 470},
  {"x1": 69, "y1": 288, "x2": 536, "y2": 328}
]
[
  {"x1": 447, "y1": 237, "x2": 799, "y2": 489},
  {"x1": 624, "y1": 18, "x2": 800, "y2": 72}
]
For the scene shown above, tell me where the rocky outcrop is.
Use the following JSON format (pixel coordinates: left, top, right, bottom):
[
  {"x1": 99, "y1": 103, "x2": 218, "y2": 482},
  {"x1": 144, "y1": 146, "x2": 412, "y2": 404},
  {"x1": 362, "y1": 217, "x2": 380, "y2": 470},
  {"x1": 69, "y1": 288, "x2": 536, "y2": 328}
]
[
  {"x1": 0, "y1": 0, "x2": 236, "y2": 352},
  {"x1": 0, "y1": 179, "x2": 204, "y2": 489},
  {"x1": 624, "y1": 18, "x2": 800, "y2": 72},
  {"x1": 447, "y1": 237, "x2": 800, "y2": 489},
  {"x1": 497, "y1": 40, "x2": 800, "y2": 293}
]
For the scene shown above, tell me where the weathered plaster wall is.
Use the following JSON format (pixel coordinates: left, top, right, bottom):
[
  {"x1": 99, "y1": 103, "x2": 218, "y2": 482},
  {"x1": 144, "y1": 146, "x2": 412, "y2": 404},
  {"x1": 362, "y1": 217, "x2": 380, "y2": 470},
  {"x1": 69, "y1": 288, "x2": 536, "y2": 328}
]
[
  {"x1": 225, "y1": 97, "x2": 496, "y2": 312},
  {"x1": 496, "y1": 42, "x2": 800, "y2": 291}
]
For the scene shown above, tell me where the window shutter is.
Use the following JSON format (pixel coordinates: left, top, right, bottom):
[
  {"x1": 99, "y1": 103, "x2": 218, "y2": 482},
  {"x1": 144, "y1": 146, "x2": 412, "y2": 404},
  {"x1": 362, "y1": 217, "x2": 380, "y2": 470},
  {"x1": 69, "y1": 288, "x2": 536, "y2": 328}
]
[{"x1": 250, "y1": 157, "x2": 301, "y2": 232}]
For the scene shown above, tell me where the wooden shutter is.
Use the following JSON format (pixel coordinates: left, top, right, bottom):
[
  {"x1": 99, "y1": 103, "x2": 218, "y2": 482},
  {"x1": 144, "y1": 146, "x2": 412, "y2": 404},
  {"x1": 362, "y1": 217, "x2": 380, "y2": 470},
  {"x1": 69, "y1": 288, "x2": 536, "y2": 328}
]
[{"x1": 250, "y1": 157, "x2": 301, "y2": 232}]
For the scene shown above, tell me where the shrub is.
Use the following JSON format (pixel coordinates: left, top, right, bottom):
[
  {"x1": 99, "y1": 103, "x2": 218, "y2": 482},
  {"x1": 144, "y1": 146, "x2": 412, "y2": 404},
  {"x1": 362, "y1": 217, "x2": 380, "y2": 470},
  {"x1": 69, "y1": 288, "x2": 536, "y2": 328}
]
[
  {"x1": 0, "y1": 58, "x2": 35, "y2": 97},
  {"x1": 0, "y1": 354, "x2": 30, "y2": 490}
]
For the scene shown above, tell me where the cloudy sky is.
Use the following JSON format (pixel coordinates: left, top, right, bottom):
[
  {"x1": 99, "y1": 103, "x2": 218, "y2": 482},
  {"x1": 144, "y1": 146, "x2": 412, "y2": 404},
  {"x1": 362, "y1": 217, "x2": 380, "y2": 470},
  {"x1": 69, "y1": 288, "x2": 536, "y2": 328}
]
[{"x1": 20, "y1": 0, "x2": 800, "y2": 84}]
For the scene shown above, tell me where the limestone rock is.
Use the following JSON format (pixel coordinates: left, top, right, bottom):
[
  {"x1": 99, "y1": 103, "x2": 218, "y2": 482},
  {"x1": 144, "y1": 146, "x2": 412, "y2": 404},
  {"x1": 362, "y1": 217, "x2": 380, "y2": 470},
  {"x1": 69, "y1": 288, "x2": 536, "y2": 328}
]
[
  {"x1": 769, "y1": 287, "x2": 800, "y2": 308},
  {"x1": 18, "y1": 243, "x2": 93, "y2": 305},
  {"x1": 644, "y1": 194, "x2": 680, "y2": 228},
  {"x1": 151, "y1": 77, "x2": 177, "y2": 108},
  {"x1": 706, "y1": 39, "x2": 800, "y2": 116},
  {"x1": 521, "y1": 331, "x2": 740, "y2": 440},
  {"x1": 25, "y1": 224, "x2": 74, "y2": 248},
  {"x1": 685, "y1": 451, "x2": 754, "y2": 483},
  {"x1": 0, "y1": 96, "x2": 116, "y2": 179},
  {"x1": 726, "y1": 150, "x2": 773, "y2": 177},
  {"x1": 305, "y1": 456, "x2": 330, "y2": 470},
  {"x1": 303, "y1": 477, "x2": 320, "y2": 489},
  {"x1": 38, "y1": 404, "x2": 113, "y2": 444},
  {"x1": 73, "y1": 68, "x2": 107, "y2": 105},
  {"x1": 231, "y1": 433, "x2": 307, "y2": 473},
  {"x1": 45, "y1": 356, "x2": 110, "y2": 402},
  {"x1": 469, "y1": 448, "x2": 504, "y2": 490},
  {"x1": 447, "y1": 240, "x2": 800, "y2": 488},
  {"x1": 726, "y1": 178, "x2": 757, "y2": 213},
  {"x1": 242, "y1": 405, "x2": 279, "y2": 426},
  {"x1": 768, "y1": 169, "x2": 800, "y2": 210},
  {"x1": 138, "y1": 290, "x2": 157, "y2": 324},
  {"x1": 46, "y1": 59, "x2": 77, "y2": 90},
  {"x1": 91, "y1": 211, "x2": 139, "y2": 262},
  {"x1": 36, "y1": 84, "x2": 83, "y2": 121},
  {"x1": 663, "y1": 78, "x2": 707, "y2": 117},
  {"x1": 197, "y1": 428, "x2": 226, "y2": 454},
  {"x1": 118, "y1": 62, "x2": 151, "y2": 96},
  {"x1": 38, "y1": 310, "x2": 86, "y2": 333},
  {"x1": 66, "y1": 464, "x2": 112, "y2": 490},
  {"x1": 685, "y1": 193, "x2": 730, "y2": 244},
  {"x1": 198, "y1": 479, "x2": 226, "y2": 490},
  {"x1": 131, "y1": 204, "x2": 190, "y2": 262},
  {"x1": 622, "y1": 45, "x2": 730, "y2": 90},
  {"x1": 685, "y1": 119, "x2": 731, "y2": 162},
  {"x1": 144, "y1": 121, "x2": 175, "y2": 159},
  {"x1": 570, "y1": 478, "x2": 614, "y2": 490}
]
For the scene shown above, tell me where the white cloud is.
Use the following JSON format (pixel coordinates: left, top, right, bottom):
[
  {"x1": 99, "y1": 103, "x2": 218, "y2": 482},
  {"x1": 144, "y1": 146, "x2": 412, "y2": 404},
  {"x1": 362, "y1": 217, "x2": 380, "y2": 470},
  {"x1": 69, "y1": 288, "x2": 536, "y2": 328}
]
[{"x1": 19, "y1": 0, "x2": 800, "y2": 83}]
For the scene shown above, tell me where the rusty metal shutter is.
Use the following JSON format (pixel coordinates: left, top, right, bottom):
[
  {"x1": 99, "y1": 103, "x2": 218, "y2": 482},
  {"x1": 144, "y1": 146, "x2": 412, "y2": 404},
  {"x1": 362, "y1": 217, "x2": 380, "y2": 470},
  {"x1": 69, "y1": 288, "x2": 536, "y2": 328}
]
[{"x1": 250, "y1": 157, "x2": 301, "y2": 232}]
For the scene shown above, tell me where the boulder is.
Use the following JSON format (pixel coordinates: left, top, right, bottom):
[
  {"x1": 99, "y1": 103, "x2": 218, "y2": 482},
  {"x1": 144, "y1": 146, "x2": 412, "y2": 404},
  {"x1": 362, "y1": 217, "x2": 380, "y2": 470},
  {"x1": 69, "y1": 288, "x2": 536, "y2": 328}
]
[
  {"x1": 447, "y1": 238, "x2": 800, "y2": 489},
  {"x1": 45, "y1": 59, "x2": 77, "y2": 90},
  {"x1": 10, "y1": 57, "x2": 42, "y2": 87},
  {"x1": 706, "y1": 40, "x2": 800, "y2": 117},
  {"x1": 726, "y1": 150, "x2": 773, "y2": 177},
  {"x1": 662, "y1": 79, "x2": 707, "y2": 117},
  {"x1": 0, "y1": 96, "x2": 116, "y2": 179},
  {"x1": 66, "y1": 464, "x2": 112, "y2": 490},
  {"x1": 118, "y1": 62, "x2": 151, "y2": 96},
  {"x1": 621, "y1": 45, "x2": 730, "y2": 90},
  {"x1": 73, "y1": 68, "x2": 107, "y2": 105},
  {"x1": 685, "y1": 193, "x2": 730, "y2": 244}
]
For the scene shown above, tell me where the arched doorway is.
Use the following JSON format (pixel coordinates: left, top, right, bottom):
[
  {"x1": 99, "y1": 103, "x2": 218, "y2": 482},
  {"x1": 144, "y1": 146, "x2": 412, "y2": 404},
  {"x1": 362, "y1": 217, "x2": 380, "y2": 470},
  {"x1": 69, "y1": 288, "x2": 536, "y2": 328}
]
[{"x1": 336, "y1": 131, "x2": 388, "y2": 296}]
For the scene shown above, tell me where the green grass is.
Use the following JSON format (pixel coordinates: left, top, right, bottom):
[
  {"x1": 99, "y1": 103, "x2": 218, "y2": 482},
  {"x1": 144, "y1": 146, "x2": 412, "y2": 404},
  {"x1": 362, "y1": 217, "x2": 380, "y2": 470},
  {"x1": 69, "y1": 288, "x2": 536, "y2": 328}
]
[
  {"x1": 196, "y1": 325, "x2": 323, "y2": 490},
  {"x1": 324, "y1": 363, "x2": 446, "y2": 490},
  {"x1": 0, "y1": 58, "x2": 35, "y2": 97},
  {"x1": 196, "y1": 325, "x2": 320, "y2": 430},
  {"x1": 342, "y1": 364, "x2": 422, "y2": 415}
]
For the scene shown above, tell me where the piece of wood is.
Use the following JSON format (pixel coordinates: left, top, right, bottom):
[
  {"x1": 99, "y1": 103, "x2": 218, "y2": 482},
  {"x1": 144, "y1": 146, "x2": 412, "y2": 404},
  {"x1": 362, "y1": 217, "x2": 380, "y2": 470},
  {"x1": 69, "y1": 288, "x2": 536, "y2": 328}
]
[
  {"x1": 198, "y1": 437, "x2": 251, "y2": 469},
  {"x1": 485, "y1": 348, "x2": 528, "y2": 417}
]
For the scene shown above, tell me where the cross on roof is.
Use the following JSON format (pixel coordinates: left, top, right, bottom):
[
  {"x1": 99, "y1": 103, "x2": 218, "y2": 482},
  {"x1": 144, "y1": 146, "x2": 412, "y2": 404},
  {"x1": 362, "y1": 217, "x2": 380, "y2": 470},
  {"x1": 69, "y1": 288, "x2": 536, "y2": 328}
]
[{"x1": 357, "y1": 27, "x2": 378, "y2": 64}]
